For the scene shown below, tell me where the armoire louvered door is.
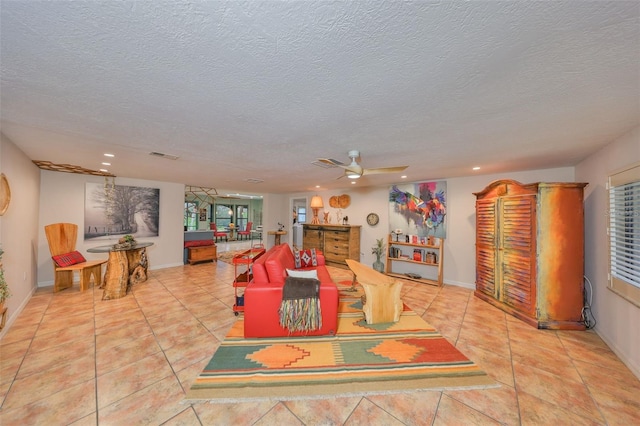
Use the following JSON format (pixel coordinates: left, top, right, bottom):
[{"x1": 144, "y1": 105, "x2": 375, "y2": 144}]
[
  {"x1": 475, "y1": 198, "x2": 497, "y2": 298},
  {"x1": 499, "y1": 195, "x2": 536, "y2": 317},
  {"x1": 474, "y1": 180, "x2": 587, "y2": 330}
]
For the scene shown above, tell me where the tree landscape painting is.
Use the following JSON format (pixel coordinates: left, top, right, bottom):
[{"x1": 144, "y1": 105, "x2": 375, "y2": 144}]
[
  {"x1": 389, "y1": 181, "x2": 447, "y2": 239},
  {"x1": 84, "y1": 182, "x2": 160, "y2": 240}
]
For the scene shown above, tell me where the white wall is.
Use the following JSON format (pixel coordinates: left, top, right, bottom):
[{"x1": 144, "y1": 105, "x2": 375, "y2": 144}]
[
  {"x1": 37, "y1": 171, "x2": 185, "y2": 286},
  {"x1": 576, "y1": 125, "x2": 640, "y2": 377},
  {"x1": 0, "y1": 133, "x2": 41, "y2": 337},
  {"x1": 294, "y1": 167, "x2": 574, "y2": 287}
]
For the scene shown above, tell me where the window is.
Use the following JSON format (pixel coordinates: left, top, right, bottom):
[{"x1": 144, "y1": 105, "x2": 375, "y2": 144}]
[
  {"x1": 184, "y1": 202, "x2": 198, "y2": 231},
  {"x1": 608, "y1": 161, "x2": 640, "y2": 307},
  {"x1": 297, "y1": 207, "x2": 307, "y2": 223},
  {"x1": 215, "y1": 204, "x2": 233, "y2": 229}
]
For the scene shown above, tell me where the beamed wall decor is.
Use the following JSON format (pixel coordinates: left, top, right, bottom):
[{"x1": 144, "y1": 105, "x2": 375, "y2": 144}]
[{"x1": 33, "y1": 160, "x2": 116, "y2": 177}]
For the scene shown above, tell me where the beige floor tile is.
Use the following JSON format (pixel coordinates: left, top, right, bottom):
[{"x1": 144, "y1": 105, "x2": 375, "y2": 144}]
[
  {"x1": 344, "y1": 397, "x2": 406, "y2": 425},
  {"x1": 97, "y1": 351, "x2": 175, "y2": 408},
  {"x1": 3, "y1": 353, "x2": 95, "y2": 410},
  {"x1": 366, "y1": 391, "x2": 441, "y2": 425},
  {"x1": 160, "y1": 406, "x2": 201, "y2": 425},
  {"x1": 17, "y1": 335, "x2": 95, "y2": 379},
  {"x1": 587, "y1": 385, "x2": 640, "y2": 426},
  {"x1": 163, "y1": 332, "x2": 218, "y2": 372},
  {"x1": 192, "y1": 400, "x2": 280, "y2": 425},
  {"x1": 512, "y1": 361, "x2": 604, "y2": 422},
  {"x1": 445, "y1": 384, "x2": 520, "y2": 425},
  {"x1": 509, "y1": 337, "x2": 583, "y2": 381},
  {"x1": 285, "y1": 396, "x2": 362, "y2": 425},
  {"x1": 433, "y1": 393, "x2": 501, "y2": 425},
  {"x1": 98, "y1": 375, "x2": 185, "y2": 424},
  {"x1": 0, "y1": 379, "x2": 96, "y2": 425},
  {"x1": 29, "y1": 321, "x2": 96, "y2": 353},
  {"x1": 95, "y1": 333, "x2": 163, "y2": 376},
  {"x1": 517, "y1": 390, "x2": 604, "y2": 426},
  {"x1": 455, "y1": 339, "x2": 515, "y2": 387}
]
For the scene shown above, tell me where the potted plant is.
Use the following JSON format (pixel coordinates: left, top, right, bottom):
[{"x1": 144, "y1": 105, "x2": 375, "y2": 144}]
[
  {"x1": 0, "y1": 248, "x2": 11, "y2": 308},
  {"x1": 371, "y1": 238, "x2": 386, "y2": 273}
]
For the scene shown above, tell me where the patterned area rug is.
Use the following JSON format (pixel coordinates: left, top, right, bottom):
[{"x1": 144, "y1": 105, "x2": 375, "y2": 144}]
[
  {"x1": 185, "y1": 283, "x2": 496, "y2": 403},
  {"x1": 217, "y1": 249, "x2": 246, "y2": 264}
]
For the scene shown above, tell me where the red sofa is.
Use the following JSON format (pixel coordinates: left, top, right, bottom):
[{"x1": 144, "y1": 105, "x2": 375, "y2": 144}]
[{"x1": 244, "y1": 243, "x2": 339, "y2": 338}]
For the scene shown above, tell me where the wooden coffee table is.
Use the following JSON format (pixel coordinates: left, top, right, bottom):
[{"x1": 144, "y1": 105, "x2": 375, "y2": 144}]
[{"x1": 345, "y1": 259, "x2": 403, "y2": 324}]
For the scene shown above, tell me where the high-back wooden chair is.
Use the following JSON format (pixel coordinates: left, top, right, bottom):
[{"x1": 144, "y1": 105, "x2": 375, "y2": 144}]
[
  {"x1": 237, "y1": 222, "x2": 253, "y2": 240},
  {"x1": 44, "y1": 223, "x2": 107, "y2": 292}
]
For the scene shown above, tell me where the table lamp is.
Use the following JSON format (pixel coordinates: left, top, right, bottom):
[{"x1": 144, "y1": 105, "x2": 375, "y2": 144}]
[{"x1": 310, "y1": 195, "x2": 324, "y2": 224}]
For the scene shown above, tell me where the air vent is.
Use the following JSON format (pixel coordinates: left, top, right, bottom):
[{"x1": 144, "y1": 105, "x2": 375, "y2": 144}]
[
  {"x1": 149, "y1": 151, "x2": 179, "y2": 160},
  {"x1": 312, "y1": 160, "x2": 335, "y2": 169},
  {"x1": 245, "y1": 178, "x2": 264, "y2": 184}
]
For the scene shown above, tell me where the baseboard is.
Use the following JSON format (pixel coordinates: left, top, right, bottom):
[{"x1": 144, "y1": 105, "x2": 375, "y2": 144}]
[
  {"x1": 0, "y1": 285, "x2": 38, "y2": 339},
  {"x1": 443, "y1": 279, "x2": 476, "y2": 290},
  {"x1": 594, "y1": 327, "x2": 640, "y2": 380}
]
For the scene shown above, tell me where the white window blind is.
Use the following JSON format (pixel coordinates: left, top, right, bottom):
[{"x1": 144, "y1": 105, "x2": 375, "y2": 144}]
[{"x1": 609, "y1": 162, "x2": 640, "y2": 307}]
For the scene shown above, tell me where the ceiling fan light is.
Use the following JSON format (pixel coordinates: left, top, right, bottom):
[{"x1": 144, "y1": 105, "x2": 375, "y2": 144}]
[{"x1": 346, "y1": 172, "x2": 361, "y2": 179}]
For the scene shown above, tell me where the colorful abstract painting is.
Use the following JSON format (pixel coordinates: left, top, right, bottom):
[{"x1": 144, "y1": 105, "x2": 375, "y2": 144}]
[{"x1": 389, "y1": 181, "x2": 447, "y2": 239}]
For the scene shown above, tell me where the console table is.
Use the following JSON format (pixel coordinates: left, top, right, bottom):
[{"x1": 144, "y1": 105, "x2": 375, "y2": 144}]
[{"x1": 88, "y1": 242, "x2": 153, "y2": 300}]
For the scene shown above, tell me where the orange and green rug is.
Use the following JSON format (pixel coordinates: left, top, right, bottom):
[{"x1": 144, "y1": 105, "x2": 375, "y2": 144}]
[{"x1": 185, "y1": 284, "x2": 496, "y2": 402}]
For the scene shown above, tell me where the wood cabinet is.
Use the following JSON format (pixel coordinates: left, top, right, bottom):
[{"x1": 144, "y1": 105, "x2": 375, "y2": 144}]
[
  {"x1": 386, "y1": 235, "x2": 444, "y2": 286},
  {"x1": 474, "y1": 180, "x2": 588, "y2": 330},
  {"x1": 187, "y1": 245, "x2": 217, "y2": 265},
  {"x1": 303, "y1": 224, "x2": 361, "y2": 269}
]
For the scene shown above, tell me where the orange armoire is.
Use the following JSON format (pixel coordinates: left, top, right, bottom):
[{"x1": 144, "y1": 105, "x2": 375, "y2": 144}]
[{"x1": 473, "y1": 180, "x2": 588, "y2": 330}]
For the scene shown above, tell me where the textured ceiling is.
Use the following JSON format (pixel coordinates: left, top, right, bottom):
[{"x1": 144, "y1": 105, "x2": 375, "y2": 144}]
[{"x1": 1, "y1": 1, "x2": 638, "y2": 194}]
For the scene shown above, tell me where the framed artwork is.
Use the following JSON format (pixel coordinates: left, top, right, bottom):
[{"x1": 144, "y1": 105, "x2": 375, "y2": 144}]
[
  {"x1": 389, "y1": 180, "x2": 447, "y2": 239},
  {"x1": 199, "y1": 208, "x2": 207, "y2": 221},
  {"x1": 84, "y1": 182, "x2": 160, "y2": 240}
]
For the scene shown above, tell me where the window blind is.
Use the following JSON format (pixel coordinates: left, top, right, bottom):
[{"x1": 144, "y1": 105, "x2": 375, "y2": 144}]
[{"x1": 609, "y1": 162, "x2": 640, "y2": 307}]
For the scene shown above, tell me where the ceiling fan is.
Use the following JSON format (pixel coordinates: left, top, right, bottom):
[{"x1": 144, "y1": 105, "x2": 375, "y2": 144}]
[{"x1": 318, "y1": 150, "x2": 408, "y2": 179}]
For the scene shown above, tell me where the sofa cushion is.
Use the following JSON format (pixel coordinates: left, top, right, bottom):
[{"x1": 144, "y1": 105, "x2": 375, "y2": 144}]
[
  {"x1": 286, "y1": 268, "x2": 318, "y2": 279},
  {"x1": 294, "y1": 249, "x2": 318, "y2": 268},
  {"x1": 52, "y1": 251, "x2": 86, "y2": 267}
]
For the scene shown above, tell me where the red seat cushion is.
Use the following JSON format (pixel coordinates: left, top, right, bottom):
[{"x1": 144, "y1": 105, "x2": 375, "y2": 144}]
[
  {"x1": 184, "y1": 240, "x2": 215, "y2": 248},
  {"x1": 52, "y1": 251, "x2": 86, "y2": 267}
]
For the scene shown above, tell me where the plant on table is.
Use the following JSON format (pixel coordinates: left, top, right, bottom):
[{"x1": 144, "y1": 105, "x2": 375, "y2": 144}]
[{"x1": 371, "y1": 238, "x2": 386, "y2": 273}]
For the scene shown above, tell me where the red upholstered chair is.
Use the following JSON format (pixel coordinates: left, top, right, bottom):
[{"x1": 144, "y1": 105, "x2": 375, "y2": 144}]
[
  {"x1": 210, "y1": 223, "x2": 228, "y2": 242},
  {"x1": 237, "y1": 222, "x2": 252, "y2": 240}
]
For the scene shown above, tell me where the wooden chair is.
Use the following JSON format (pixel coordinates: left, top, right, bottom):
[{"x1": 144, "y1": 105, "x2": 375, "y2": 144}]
[
  {"x1": 44, "y1": 223, "x2": 107, "y2": 292},
  {"x1": 237, "y1": 222, "x2": 253, "y2": 240},
  {"x1": 209, "y1": 223, "x2": 228, "y2": 242}
]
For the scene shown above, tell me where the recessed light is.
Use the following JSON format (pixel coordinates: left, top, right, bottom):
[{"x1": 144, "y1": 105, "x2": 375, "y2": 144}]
[
  {"x1": 473, "y1": 166, "x2": 480, "y2": 171},
  {"x1": 315, "y1": 185, "x2": 320, "y2": 188},
  {"x1": 99, "y1": 168, "x2": 109, "y2": 172},
  {"x1": 104, "y1": 153, "x2": 115, "y2": 157},
  {"x1": 102, "y1": 162, "x2": 111, "y2": 166},
  {"x1": 351, "y1": 181, "x2": 356, "y2": 184},
  {"x1": 401, "y1": 175, "x2": 407, "y2": 179}
]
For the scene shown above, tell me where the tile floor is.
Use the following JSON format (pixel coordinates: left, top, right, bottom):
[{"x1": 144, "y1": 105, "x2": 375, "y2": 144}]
[{"x1": 1, "y1": 246, "x2": 639, "y2": 425}]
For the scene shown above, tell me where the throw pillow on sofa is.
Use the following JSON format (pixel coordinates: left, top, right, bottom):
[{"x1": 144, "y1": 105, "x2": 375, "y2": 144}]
[
  {"x1": 286, "y1": 268, "x2": 318, "y2": 279},
  {"x1": 52, "y1": 251, "x2": 87, "y2": 267},
  {"x1": 294, "y1": 248, "x2": 317, "y2": 268}
]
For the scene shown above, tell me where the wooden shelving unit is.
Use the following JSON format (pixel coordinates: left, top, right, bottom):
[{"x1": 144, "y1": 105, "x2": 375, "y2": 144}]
[{"x1": 386, "y1": 235, "x2": 444, "y2": 286}]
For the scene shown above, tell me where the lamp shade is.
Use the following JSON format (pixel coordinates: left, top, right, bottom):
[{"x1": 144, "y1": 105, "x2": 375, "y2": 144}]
[{"x1": 310, "y1": 195, "x2": 324, "y2": 208}]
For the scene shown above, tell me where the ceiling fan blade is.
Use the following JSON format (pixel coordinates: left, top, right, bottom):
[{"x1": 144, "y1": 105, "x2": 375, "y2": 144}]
[
  {"x1": 362, "y1": 165, "x2": 408, "y2": 175},
  {"x1": 318, "y1": 158, "x2": 346, "y2": 167}
]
